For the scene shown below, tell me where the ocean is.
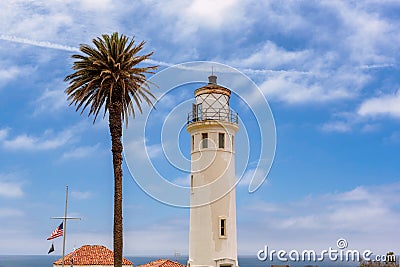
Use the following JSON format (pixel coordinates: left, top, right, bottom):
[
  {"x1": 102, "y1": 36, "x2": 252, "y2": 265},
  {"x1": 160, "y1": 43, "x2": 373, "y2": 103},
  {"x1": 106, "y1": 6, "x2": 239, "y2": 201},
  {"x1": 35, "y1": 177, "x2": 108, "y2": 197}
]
[{"x1": 0, "y1": 255, "x2": 360, "y2": 267}]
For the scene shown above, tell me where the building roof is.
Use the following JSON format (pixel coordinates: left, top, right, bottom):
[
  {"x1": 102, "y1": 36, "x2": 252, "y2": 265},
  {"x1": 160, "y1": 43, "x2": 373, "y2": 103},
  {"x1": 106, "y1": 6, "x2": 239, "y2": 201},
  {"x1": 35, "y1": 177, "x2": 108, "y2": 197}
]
[
  {"x1": 53, "y1": 245, "x2": 133, "y2": 266},
  {"x1": 137, "y1": 259, "x2": 186, "y2": 267}
]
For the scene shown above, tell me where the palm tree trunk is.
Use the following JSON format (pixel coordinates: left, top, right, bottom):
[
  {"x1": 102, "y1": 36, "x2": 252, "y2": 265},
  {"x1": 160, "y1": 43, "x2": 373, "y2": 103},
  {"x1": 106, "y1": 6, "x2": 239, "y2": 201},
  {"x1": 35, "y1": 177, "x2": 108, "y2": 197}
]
[{"x1": 109, "y1": 100, "x2": 123, "y2": 267}]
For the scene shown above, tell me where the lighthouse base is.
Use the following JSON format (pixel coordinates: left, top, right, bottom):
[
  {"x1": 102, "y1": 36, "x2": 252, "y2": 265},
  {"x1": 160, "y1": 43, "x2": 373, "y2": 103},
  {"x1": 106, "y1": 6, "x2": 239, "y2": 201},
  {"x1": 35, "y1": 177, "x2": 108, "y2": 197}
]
[{"x1": 187, "y1": 257, "x2": 239, "y2": 267}]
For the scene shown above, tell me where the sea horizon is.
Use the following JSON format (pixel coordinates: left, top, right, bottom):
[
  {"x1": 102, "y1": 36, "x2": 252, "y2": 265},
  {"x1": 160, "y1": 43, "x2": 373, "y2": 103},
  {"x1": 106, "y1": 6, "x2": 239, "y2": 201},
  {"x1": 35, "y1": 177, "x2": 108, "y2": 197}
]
[{"x1": 0, "y1": 255, "x2": 364, "y2": 267}]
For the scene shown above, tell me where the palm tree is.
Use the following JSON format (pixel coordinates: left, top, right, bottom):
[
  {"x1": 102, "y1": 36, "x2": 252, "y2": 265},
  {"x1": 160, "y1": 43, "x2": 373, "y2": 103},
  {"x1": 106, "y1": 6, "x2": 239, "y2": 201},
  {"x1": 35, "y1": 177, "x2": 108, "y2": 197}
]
[{"x1": 64, "y1": 32, "x2": 157, "y2": 267}]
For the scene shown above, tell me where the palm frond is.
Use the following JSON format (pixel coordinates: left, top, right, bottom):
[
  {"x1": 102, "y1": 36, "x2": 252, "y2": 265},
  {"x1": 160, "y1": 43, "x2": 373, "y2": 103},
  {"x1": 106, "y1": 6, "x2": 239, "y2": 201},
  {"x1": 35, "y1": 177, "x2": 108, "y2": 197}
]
[{"x1": 65, "y1": 32, "x2": 158, "y2": 125}]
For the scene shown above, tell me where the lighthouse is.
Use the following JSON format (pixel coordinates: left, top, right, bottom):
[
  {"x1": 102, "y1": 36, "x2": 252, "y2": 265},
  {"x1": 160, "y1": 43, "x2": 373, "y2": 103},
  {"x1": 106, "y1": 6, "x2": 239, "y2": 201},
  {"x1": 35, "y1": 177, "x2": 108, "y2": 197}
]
[{"x1": 187, "y1": 74, "x2": 239, "y2": 267}]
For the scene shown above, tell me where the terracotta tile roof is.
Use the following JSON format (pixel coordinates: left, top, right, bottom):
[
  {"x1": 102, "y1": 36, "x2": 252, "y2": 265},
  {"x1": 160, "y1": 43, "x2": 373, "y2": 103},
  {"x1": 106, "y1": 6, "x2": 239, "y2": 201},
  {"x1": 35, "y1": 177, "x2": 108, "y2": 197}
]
[
  {"x1": 137, "y1": 259, "x2": 186, "y2": 267},
  {"x1": 53, "y1": 245, "x2": 133, "y2": 266}
]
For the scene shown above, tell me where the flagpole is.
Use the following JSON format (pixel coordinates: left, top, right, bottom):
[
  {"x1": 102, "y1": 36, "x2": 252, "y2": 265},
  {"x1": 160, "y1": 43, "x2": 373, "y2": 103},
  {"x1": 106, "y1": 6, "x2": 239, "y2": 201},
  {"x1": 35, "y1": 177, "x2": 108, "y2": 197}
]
[
  {"x1": 50, "y1": 186, "x2": 80, "y2": 260},
  {"x1": 62, "y1": 185, "x2": 68, "y2": 267}
]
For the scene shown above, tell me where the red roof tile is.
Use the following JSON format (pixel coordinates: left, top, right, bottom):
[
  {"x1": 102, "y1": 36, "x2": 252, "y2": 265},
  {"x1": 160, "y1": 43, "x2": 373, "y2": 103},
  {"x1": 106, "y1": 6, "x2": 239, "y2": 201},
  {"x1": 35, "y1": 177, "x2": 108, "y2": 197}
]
[
  {"x1": 53, "y1": 245, "x2": 133, "y2": 266},
  {"x1": 137, "y1": 259, "x2": 186, "y2": 267}
]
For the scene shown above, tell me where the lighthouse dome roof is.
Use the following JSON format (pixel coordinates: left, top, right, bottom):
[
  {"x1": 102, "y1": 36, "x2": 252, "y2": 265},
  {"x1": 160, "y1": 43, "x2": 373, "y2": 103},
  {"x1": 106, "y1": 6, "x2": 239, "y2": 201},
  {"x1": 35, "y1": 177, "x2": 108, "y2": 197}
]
[{"x1": 194, "y1": 75, "x2": 231, "y2": 97}]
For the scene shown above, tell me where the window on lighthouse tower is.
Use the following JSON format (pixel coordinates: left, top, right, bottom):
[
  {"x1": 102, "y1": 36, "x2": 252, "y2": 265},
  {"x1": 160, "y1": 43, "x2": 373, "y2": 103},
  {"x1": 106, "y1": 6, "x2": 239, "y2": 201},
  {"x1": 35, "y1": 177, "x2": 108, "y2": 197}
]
[
  {"x1": 220, "y1": 218, "x2": 227, "y2": 237},
  {"x1": 202, "y1": 133, "x2": 208, "y2": 148},
  {"x1": 219, "y1": 133, "x2": 225, "y2": 149},
  {"x1": 190, "y1": 175, "x2": 194, "y2": 193}
]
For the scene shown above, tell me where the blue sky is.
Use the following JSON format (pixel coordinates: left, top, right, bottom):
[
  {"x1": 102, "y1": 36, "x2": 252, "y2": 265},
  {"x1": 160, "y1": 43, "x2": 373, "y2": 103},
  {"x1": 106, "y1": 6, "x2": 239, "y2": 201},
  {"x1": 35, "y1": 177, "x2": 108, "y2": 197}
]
[{"x1": 0, "y1": 0, "x2": 399, "y2": 257}]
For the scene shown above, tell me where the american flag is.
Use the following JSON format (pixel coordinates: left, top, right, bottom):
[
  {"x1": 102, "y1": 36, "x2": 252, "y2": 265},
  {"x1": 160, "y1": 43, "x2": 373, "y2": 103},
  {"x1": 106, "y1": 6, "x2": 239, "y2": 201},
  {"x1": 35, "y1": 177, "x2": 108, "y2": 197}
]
[{"x1": 47, "y1": 222, "x2": 63, "y2": 240}]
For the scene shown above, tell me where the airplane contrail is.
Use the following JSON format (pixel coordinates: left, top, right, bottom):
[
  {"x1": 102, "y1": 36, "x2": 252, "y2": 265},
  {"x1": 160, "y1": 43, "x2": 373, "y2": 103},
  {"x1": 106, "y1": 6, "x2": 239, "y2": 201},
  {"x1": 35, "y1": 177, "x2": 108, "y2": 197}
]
[
  {"x1": 0, "y1": 34, "x2": 80, "y2": 52},
  {"x1": 0, "y1": 34, "x2": 316, "y2": 75},
  {"x1": 0, "y1": 34, "x2": 173, "y2": 67}
]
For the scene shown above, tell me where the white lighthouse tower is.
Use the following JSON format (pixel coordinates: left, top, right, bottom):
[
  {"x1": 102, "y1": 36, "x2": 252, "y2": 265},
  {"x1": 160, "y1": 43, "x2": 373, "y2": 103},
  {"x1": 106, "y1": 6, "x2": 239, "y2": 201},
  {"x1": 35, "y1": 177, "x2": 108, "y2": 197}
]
[{"x1": 187, "y1": 74, "x2": 239, "y2": 267}]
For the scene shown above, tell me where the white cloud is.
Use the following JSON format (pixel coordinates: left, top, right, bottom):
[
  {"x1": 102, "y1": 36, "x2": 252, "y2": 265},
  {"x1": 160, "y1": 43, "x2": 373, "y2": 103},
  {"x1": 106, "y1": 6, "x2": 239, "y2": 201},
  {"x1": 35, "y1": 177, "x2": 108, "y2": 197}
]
[
  {"x1": 232, "y1": 41, "x2": 311, "y2": 69},
  {"x1": 0, "y1": 123, "x2": 88, "y2": 151},
  {"x1": 0, "y1": 128, "x2": 9, "y2": 140},
  {"x1": 384, "y1": 131, "x2": 400, "y2": 144},
  {"x1": 0, "y1": 232, "x2": 71, "y2": 255},
  {"x1": 358, "y1": 91, "x2": 400, "y2": 118},
  {"x1": 1, "y1": 182, "x2": 398, "y2": 255},
  {"x1": 154, "y1": 0, "x2": 246, "y2": 35},
  {"x1": 0, "y1": 3, "x2": 74, "y2": 42},
  {"x1": 219, "y1": 2, "x2": 397, "y2": 108},
  {"x1": 78, "y1": 0, "x2": 114, "y2": 11},
  {"x1": 146, "y1": 143, "x2": 163, "y2": 159},
  {"x1": 321, "y1": 101, "x2": 390, "y2": 134},
  {"x1": 257, "y1": 72, "x2": 355, "y2": 104},
  {"x1": 0, "y1": 172, "x2": 24, "y2": 198},
  {"x1": 183, "y1": 0, "x2": 244, "y2": 30},
  {"x1": 1, "y1": 1, "x2": 396, "y2": 111},
  {"x1": 320, "y1": 121, "x2": 352, "y2": 133},
  {"x1": 0, "y1": 181, "x2": 23, "y2": 198},
  {"x1": 0, "y1": 1, "x2": 120, "y2": 51},
  {"x1": 239, "y1": 182, "x2": 400, "y2": 254},
  {"x1": 2, "y1": 129, "x2": 74, "y2": 151},
  {"x1": 124, "y1": 218, "x2": 188, "y2": 255},
  {"x1": 34, "y1": 87, "x2": 68, "y2": 115},
  {"x1": 71, "y1": 190, "x2": 92, "y2": 200},
  {"x1": 138, "y1": 0, "x2": 253, "y2": 62},
  {"x1": 360, "y1": 123, "x2": 380, "y2": 133},
  {"x1": 0, "y1": 208, "x2": 24, "y2": 217},
  {"x1": 238, "y1": 168, "x2": 267, "y2": 187},
  {"x1": 0, "y1": 65, "x2": 21, "y2": 85},
  {"x1": 126, "y1": 139, "x2": 163, "y2": 160},
  {"x1": 258, "y1": 1, "x2": 310, "y2": 34},
  {"x1": 0, "y1": 59, "x2": 37, "y2": 89},
  {"x1": 172, "y1": 175, "x2": 190, "y2": 186},
  {"x1": 61, "y1": 144, "x2": 101, "y2": 160},
  {"x1": 55, "y1": 218, "x2": 189, "y2": 256},
  {"x1": 325, "y1": 1, "x2": 398, "y2": 65}
]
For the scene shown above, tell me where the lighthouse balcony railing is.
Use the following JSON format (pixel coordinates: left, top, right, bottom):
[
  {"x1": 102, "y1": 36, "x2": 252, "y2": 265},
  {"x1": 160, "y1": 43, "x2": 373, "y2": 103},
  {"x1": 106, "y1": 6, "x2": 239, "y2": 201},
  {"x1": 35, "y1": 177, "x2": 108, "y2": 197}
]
[{"x1": 187, "y1": 108, "x2": 238, "y2": 124}]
